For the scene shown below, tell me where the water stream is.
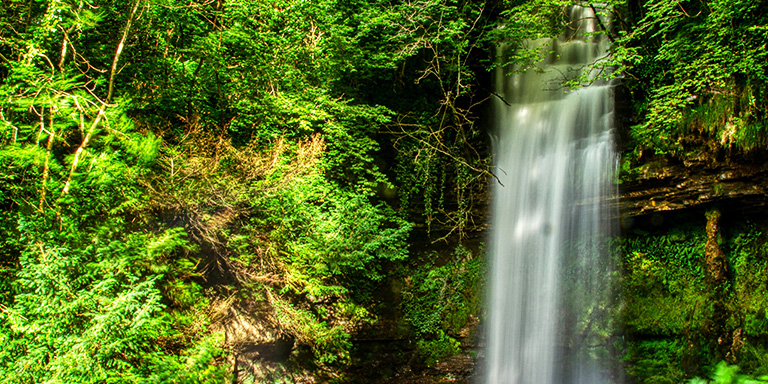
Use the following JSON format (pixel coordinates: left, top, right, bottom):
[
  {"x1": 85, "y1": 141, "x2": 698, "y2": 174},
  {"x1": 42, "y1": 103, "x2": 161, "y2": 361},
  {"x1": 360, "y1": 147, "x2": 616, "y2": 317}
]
[{"x1": 485, "y1": 6, "x2": 618, "y2": 383}]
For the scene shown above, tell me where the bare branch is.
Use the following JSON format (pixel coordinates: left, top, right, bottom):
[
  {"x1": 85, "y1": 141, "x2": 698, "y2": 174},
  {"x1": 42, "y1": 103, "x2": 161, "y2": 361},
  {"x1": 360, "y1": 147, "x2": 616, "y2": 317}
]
[
  {"x1": 39, "y1": 108, "x2": 54, "y2": 210},
  {"x1": 107, "y1": 0, "x2": 141, "y2": 102},
  {"x1": 61, "y1": 101, "x2": 105, "y2": 196},
  {"x1": 589, "y1": 4, "x2": 615, "y2": 43}
]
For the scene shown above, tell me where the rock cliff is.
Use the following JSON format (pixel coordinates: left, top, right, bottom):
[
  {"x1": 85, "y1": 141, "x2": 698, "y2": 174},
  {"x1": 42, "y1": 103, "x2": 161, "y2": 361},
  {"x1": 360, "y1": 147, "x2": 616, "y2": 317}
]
[{"x1": 618, "y1": 155, "x2": 768, "y2": 217}]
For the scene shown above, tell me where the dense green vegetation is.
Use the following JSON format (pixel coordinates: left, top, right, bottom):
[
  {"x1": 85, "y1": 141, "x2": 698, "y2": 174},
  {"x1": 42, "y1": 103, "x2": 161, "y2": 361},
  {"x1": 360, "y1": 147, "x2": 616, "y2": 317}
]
[
  {"x1": 0, "y1": 0, "x2": 491, "y2": 381},
  {"x1": 612, "y1": 0, "x2": 768, "y2": 156},
  {"x1": 2, "y1": 0, "x2": 768, "y2": 382},
  {"x1": 620, "y1": 216, "x2": 768, "y2": 383},
  {"x1": 402, "y1": 245, "x2": 482, "y2": 366}
]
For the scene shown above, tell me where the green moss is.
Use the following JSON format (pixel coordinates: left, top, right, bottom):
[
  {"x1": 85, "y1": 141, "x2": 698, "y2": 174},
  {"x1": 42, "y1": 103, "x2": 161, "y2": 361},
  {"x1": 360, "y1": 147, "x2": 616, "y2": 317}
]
[{"x1": 415, "y1": 330, "x2": 462, "y2": 367}]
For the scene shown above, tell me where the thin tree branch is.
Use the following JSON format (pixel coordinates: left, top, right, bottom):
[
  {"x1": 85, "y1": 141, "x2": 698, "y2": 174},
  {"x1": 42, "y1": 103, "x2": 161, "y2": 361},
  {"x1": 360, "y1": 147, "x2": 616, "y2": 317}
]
[
  {"x1": 61, "y1": 103, "x2": 105, "y2": 196},
  {"x1": 589, "y1": 4, "x2": 615, "y2": 43},
  {"x1": 39, "y1": 107, "x2": 54, "y2": 210},
  {"x1": 107, "y1": 0, "x2": 141, "y2": 102}
]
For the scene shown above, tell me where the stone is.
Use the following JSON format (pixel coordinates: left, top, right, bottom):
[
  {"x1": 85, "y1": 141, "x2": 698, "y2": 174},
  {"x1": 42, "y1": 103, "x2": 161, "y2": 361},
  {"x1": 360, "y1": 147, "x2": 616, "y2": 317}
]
[{"x1": 617, "y1": 155, "x2": 768, "y2": 217}]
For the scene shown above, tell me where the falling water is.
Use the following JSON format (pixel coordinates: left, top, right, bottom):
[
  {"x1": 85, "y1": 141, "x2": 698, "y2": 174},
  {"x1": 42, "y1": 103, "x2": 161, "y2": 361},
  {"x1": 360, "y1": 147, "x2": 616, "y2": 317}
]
[{"x1": 485, "y1": 6, "x2": 618, "y2": 384}]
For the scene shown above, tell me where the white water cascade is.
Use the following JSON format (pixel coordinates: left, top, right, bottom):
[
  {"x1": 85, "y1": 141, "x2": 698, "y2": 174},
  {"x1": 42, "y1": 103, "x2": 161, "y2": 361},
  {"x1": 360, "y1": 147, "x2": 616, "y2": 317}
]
[{"x1": 485, "y1": 6, "x2": 618, "y2": 384}]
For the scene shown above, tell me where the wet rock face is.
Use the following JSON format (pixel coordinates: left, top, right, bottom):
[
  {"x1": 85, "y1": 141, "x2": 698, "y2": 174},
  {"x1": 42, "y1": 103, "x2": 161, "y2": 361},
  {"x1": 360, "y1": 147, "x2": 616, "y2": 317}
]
[{"x1": 617, "y1": 155, "x2": 768, "y2": 217}]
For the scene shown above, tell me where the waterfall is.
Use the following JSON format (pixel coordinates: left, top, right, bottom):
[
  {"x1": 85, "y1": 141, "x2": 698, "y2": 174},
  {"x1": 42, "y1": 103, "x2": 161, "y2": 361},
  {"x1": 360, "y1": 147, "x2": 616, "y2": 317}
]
[{"x1": 485, "y1": 6, "x2": 618, "y2": 384}]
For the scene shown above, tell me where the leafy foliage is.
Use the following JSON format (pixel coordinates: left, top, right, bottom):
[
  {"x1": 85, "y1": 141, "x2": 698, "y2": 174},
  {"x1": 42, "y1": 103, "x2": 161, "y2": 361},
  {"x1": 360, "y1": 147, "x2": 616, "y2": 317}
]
[
  {"x1": 619, "y1": 222, "x2": 713, "y2": 382},
  {"x1": 0, "y1": 121, "x2": 227, "y2": 382},
  {"x1": 491, "y1": 0, "x2": 768, "y2": 158},
  {"x1": 610, "y1": 0, "x2": 768, "y2": 156},
  {"x1": 620, "y1": 218, "x2": 768, "y2": 382},
  {"x1": 401, "y1": 245, "x2": 481, "y2": 365},
  {"x1": 690, "y1": 361, "x2": 768, "y2": 384},
  {"x1": 7, "y1": 0, "x2": 768, "y2": 381}
]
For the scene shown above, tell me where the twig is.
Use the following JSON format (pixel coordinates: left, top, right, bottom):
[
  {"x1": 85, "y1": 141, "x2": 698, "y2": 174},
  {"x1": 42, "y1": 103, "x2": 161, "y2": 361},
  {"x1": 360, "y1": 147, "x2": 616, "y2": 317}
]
[
  {"x1": 390, "y1": 121, "x2": 503, "y2": 187},
  {"x1": 0, "y1": 303, "x2": 28, "y2": 321},
  {"x1": 489, "y1": 90, "x2": 512, "y2": 106}
]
